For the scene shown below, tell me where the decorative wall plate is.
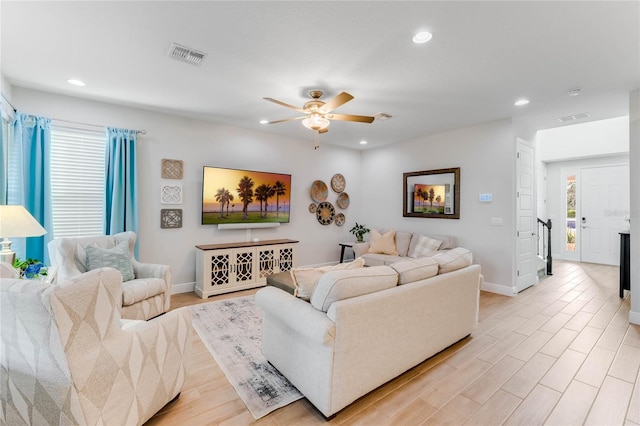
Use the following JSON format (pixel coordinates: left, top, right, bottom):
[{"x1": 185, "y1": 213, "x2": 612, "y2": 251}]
[
  {"x1": 331, "y1": 173, "x2": 346, "y2": 193},
  {"x1": 335, "y1": 213, "x2": 345, "y2": 226},
  {"x1": 309, "y1": 203, "x2": 317, "y2": 213},
  {"x1": 316, "y1": 201, "x2": 335, "y2": 225},
  {"x1": 310, "y1": 180, "x2": 328, "y2": 202},
  {"x1": 160, "y1": 184, "x2": 183, "y2": 204},
  {"x1": 161, "y1": 159, "x2": 184, "y2": 179},
  {"x1": 337, "y1": 192, "x2": 350, "y2": 209},
  {"x1": 160, "y1": 209, "x2": 183, "y2": 228}
]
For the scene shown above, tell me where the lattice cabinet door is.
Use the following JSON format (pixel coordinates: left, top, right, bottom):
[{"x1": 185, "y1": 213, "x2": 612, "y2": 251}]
[
  {"x1": 276, "y1": 244, "x2": 296, "y2": 273},
  {"x1": 232, "y1": 248, "x2": 256, "y2": 285},
  {"x1": 257, "y1": 248, "x2": 276, "y2": 281}
]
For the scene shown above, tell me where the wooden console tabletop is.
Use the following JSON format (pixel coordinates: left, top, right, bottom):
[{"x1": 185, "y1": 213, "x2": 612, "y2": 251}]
[{"x1": 195, "y1": 239, "x2": 299, "y2": 251}]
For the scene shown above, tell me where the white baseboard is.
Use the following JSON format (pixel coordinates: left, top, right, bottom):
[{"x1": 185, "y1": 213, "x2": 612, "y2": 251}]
[
  {"x1": 172, "y1": 281, "x2": 195, "y2": 294},
  {"x1": 629, "y1": 310, "x2": 640, "y2": 325},
  {"x1": 481, "y1": 281, "x2": 516, "y2": 297}
]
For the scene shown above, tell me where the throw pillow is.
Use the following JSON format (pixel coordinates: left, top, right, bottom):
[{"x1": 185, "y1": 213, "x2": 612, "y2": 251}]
[
  {"x1": 389, "y1": 257, "x2": 439, "y2": 284},
  {"x1": 85, "y1": 241, "x2": 135, "y2": 282},
  {"x1": 310, "y1": 265, "x2": 398, "y2": 312},
  {"x1": 291, "y1": 257, "x2": 366, "y2": 301},
  {"x1": 433, "y1": 247, "x2": 473, "y2": 274},
  {"x1": 409, "y1": 234, "x2": 443, "y2": 258},
  {"x1": 368, "y1": 229, "x2": 398, "y2": 255}
]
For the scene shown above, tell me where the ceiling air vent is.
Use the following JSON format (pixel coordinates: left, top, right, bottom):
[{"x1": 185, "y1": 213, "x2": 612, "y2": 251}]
[
  {"x1": 558, "y1": 112, "x2": 590, "y2": 123},
  {"x1": 168, "y1": 43, "x2": 206, "y2": 66}
]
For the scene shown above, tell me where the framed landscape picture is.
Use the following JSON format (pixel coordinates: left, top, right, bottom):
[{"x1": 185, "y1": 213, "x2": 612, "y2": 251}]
[{"x1": 403, "y1": 167, "x2": 460, "y2": 219}]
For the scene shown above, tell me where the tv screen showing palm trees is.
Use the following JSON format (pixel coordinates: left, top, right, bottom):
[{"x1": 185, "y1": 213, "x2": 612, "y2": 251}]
[{"x1": 202, "y1": 166, "x2": 291, "y2": 224}]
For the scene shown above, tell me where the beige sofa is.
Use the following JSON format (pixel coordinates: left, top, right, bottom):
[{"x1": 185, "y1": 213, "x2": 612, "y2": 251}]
[
  {"x1": 256, "y1": 257, "x2": 481, "y2": 417},
  {"x1": 353, "y1": 229, "x2": 457, "y2": 266}
]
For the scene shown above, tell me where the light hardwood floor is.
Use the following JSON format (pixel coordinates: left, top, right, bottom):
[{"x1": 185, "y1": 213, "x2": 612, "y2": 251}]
[{"x1": 147, "y1": 261, "x2": 640, "y2": 425}]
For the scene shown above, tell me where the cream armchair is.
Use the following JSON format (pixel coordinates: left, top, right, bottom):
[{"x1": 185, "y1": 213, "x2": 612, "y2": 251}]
[
  {"x1": 48, "y1": 231, "x2": 171, "y2": 320},
  {"x1": 0, "y1": 267, "x2": 191, "y2": 426}
]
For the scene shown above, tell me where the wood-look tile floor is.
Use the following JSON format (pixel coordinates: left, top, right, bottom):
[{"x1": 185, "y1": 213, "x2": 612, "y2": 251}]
[{"x1": 146, "y1": 261, "x2": 640, "y2": 425}]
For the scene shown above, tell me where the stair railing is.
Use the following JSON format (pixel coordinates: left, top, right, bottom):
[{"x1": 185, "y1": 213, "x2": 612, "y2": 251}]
[{"x1": 537, "y1": 218, "x2": 553, "y2": 275}]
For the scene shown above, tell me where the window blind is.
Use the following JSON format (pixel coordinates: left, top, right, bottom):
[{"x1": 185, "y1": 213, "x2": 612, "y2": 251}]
[{"x1": 50, "y1": 126, "x2": 106, "y2": 238}]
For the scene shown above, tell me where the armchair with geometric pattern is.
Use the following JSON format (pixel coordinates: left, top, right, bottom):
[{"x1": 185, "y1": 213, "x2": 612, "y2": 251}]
[{"x1": 0, "y1": 268, "x2": 191, "y2": 426}]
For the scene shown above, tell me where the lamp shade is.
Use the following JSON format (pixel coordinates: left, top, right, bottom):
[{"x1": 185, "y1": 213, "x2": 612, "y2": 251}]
[{"x1": 0, "y1": 205, "x2": 47, "y2": 238}]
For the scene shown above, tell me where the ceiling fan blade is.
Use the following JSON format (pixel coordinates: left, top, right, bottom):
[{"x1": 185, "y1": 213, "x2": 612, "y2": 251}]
[
  {"x1": 266, "y1": 116, "x2": 306, "y2": 124},
  {"x1": 263, "y1": 97, "x2": 305, "y2": 113},
  {"x1": 319, "y1": 127, "x2": 329, "y2": 134},
  {"x1": 319, "y1": 92, "x2": 354, "y2": 113},
  {"x1": 327, "y1": 113, "x2": 375, "y2": 123}
]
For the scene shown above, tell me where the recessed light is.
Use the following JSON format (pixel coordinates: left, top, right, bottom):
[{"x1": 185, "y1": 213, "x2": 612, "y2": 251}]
[
  {"x1": 567, "y1": 87, "x2": 582, "y2": 97},
  {"x1": 514, "y1": 98, "x2": 530, "y2": 106},
  {"x1": 412, "y1": 31, "x2": 433, "y2": 44},
  {"x1": 259, "y1": 119, "x2": 269, "y2": 125},
  {"x1": 359, "y1": 140, "x2": 368, "y2": 145},
  {"x1": 67, "y1": 79, "x2": 85, "y2": 87}
]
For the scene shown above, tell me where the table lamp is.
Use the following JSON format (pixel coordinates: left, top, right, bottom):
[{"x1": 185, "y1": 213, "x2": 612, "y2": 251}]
[{"x1": 0, "y1": 205, "x2": 47, "y2": 264}]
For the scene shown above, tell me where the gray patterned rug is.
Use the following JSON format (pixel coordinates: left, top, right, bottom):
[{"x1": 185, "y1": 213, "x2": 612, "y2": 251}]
[{"x1": 191, "y1": 296, "x2": 302, "y2": 419}]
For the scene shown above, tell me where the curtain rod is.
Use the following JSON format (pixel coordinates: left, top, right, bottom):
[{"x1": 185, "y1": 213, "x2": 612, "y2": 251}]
[
  {"x1": 52, "y1": 118, "x2": 147, "y2": 135},
  {"x1": 1, "y1": 92, "x2": 17, "y2": 112}
]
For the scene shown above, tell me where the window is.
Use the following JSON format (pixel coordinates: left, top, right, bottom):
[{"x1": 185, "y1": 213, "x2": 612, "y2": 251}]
[{"x1": 50, "y1": 126, "x2": 106, "y2": 238}]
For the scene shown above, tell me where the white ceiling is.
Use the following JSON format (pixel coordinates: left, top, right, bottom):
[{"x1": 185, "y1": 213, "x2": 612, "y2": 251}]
[{"x1": 2, "y1": 1, "x2": 639, "y2": 149}]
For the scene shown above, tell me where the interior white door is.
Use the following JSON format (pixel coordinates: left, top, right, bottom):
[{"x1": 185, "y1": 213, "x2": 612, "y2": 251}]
[
  {"x1": 515, "y1": 141, "x2": 537, "y2": 293},
  {"x1": 580, "y1": 165, "x2": 629, "y2": 265}
]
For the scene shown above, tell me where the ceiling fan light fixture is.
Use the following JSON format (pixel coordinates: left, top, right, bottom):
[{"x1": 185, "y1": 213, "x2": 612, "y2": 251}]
[{"x1": 302, "y1": 114, "x2": 330, "y2": 131}]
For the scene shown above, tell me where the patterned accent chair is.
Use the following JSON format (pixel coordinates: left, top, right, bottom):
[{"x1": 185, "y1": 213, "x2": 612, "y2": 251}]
[
  {"x1": 0, "y1": 267, "x2": 192, "y2": 426},
  {"x1": 48, "y1": 231, "x2": 172, "y2": 320}
]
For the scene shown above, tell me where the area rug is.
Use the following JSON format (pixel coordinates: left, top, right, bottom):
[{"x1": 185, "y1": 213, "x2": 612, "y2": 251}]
[{"x1": 191, "y1": 296, "x2": 303, "y2": 419}]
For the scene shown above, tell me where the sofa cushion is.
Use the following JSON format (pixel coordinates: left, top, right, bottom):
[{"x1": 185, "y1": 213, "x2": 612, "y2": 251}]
[
  {"x1": 408, "y1": 235, "x2": 443, "y2": 258},
  {"x1": 291, "y1": 258, "x2": 365, "y2": 301},
  {"x1": 361, "y1": 253, "x2": 407, "y2": 266},
  {"x1": 122, "y1": 278, "x2": 166, "y2": 306},
  {"x1": 390, "y1": 257, "x2": 439, "y2": 284},
  {"x1": 85, "y1": 241, "x2": 135, "y2": 281},
  {"x1": 395, "y1": 231, "x2": 413, "y2": 257},
  {"x1": 433, "y1": 247, "x2": 473, "y2": 274},
  {"x1": 368, "y1": 229, "x2": 398, "y2": 255},
  {"x1": 408, "y1": 234, "x2": 457, "y2": 255},
  {"x1": 310, "y1": 265, "x2": 398, "y2": 312}
]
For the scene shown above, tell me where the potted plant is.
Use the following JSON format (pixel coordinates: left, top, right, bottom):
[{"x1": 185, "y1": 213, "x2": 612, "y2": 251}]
[
  {"x1": 349, "y1": 222, "x2": 370, "y2": 243},
  {"x1": 13, "y1": 257, "x2": 47, "y2": 279}
]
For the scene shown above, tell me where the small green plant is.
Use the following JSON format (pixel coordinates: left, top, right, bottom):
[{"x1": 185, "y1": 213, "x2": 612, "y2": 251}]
[
  {"x1": 349, "y1": 222, "x2": 370, "y2": 242},
  {"x1": 566, "y1": 229, "x2": 576, "y2": 244},
  {"x1": 13, "y1": 257, "x2": 47, "y2": 279}
]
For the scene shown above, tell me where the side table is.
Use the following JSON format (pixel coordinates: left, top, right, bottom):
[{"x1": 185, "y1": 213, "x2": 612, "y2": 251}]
[{"x1": 338, "y1": 242, "x2": 355, "y2": 263}]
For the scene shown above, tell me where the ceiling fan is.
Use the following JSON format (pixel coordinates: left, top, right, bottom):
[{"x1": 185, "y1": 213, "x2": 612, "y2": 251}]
[{"x1": 263, "y1": 90, "x2": 375, "y2": 148}]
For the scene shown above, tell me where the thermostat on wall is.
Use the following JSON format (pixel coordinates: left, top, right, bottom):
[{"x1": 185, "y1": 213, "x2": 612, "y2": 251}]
[{"x1": 479, "y1": 193, "x2": 493, "y2": 203}]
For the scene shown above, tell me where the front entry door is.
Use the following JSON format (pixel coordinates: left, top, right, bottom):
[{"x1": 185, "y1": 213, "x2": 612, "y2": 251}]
[{"x1": 580, "y1": 165, "x2": 629, "y2": 265}]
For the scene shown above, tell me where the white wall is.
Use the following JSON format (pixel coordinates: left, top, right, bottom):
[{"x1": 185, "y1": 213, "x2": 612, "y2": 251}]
[
  {"x1": 11, "y1": 87, "x2": 364, "y2": 288},
  {"x1": 629, "y1": 90, "x2": 639, "y2": 325},
  {"x1": 360, "y1": 119, "x2": 516, "y2": 292},
  {"x1": 538, "y1": 116, "x2": 629, "y2": 162},
  {"x1": 545, "y1": 155, "x2": 629, "y2": 261}
]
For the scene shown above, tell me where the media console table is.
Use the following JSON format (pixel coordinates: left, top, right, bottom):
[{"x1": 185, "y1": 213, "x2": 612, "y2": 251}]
[{"x1": 195, "y1": 239, "x2": 298, "y2": 298}]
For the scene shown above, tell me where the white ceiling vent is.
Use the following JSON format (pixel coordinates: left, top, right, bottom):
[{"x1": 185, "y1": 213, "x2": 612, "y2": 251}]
[
  {"x1": 168, "y1": 43, "x2": 206, "y2": 66},
  {"x1": 558, "y1": 112, "x2": 590, "y2": 122},
  {"x1": 374, "y1": 112, "x2": 393, "y2": 121}
]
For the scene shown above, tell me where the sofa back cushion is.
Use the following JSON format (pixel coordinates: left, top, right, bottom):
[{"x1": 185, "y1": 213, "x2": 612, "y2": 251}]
[
  {"x1": 433, "y1": 247, "x2": 473, "y2": 274},
  {"x1": 389, "y1": 257, "x2": 439, "y2": 284},
  {"x1": 310, "y1": 265, "x2": 398, "y2": 312},
  {"x1": 368, "y1": 229, "x2": 398, "y2": 255},
  {"x1": 291, "y1": 258, "x2": 366, "y2": 301}
]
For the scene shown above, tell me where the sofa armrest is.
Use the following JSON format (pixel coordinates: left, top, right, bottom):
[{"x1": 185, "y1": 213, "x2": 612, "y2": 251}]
[
  {"x1": 352, "y1": 242, "x2": 370, "y2": 259},
  {"x1": 256, "y1": 286, "x2": 335, "y2": 345},
  {"x1": 132, "y1": 260, "x2": 172, "y2": 286}
]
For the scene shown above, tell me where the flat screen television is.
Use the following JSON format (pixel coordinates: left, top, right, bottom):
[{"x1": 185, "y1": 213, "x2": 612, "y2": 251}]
[{"x1": 202, "y1": 166, "x2": 291, "y2": 225}]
